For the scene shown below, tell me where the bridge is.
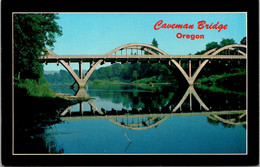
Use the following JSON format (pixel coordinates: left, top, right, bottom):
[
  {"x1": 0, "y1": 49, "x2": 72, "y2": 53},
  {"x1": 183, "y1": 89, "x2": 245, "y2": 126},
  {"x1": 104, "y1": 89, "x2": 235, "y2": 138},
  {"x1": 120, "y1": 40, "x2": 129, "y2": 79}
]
[{"x1": 38, "y1": 43, "x2": 247, "y2": 88}]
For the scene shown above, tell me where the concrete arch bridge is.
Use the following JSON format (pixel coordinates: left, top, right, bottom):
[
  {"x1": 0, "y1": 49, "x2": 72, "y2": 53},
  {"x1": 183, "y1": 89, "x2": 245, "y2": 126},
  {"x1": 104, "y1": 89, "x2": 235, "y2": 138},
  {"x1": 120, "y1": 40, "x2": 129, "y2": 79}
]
[{"x1": 39, "y1": 43, "x2": 246, "y2": 88}]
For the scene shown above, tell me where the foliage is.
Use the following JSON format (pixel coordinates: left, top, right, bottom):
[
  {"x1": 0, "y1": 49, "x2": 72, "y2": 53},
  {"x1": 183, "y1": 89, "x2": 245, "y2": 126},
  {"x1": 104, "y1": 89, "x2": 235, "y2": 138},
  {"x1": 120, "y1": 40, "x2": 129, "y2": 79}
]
[
  {"x1": 14, "y1": 14, "x2": 62, "y2": 80},
  {"x1": 206, "y1": 41, "x2": 219, "y2": 51},
  {"x1": 44, "y1": 70, "x2": 75, "y2": 84},
  {"x1": 194, "y1": 37, "x2": 246, "y2": 86},
  {"x1": 131, "y1": 76, "x2": 157, "y2": 84},
  {"x1": 195, "y1": 38, "x2": 236, "y2": 55},
  {"x1": 16, "y1": 79, "x2": 57, "y2": 97},
  {"x1": 196, "y1": 68, "x2": 246, "y2": 85},
  {"x1": 240, "y1": 37, "x2": 246, "y2": 45}
]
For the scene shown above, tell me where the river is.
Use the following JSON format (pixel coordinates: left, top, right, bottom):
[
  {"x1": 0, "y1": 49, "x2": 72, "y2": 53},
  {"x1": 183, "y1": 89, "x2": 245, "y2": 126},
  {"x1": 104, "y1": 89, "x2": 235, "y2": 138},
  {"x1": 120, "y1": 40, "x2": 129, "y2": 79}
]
[{"x1": 15, "y1": 83, "x2": 246, "y2": 154}]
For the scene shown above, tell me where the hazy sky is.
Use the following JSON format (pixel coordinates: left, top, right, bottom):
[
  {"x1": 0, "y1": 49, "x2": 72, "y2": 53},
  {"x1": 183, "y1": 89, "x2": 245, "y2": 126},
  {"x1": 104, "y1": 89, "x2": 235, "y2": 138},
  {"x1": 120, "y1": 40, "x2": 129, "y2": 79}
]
[{"x1": 44, "y1": 12, "x2": 246, "y2": 71}]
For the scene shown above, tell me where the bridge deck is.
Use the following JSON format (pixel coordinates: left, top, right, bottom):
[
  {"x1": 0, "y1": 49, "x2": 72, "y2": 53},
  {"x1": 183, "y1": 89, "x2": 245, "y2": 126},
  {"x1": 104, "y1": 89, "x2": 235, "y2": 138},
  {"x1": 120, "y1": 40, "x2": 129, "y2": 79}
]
[{"x1": 38, "y1": 54, "x2": 247, "y2": 63}]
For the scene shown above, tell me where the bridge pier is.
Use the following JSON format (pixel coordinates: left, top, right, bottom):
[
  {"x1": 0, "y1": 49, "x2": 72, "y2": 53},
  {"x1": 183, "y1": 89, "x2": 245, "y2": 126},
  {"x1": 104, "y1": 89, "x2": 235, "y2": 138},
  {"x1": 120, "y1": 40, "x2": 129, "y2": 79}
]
[
  {"x1": 79, "y1": 60, "x2": 83, "y2": 79},
  {"x1": 170, "y1": 59, "x2": 209, "y2": 86},
  {"x1": 59, "y1": 59, "x2": 104, "y2": 88}
]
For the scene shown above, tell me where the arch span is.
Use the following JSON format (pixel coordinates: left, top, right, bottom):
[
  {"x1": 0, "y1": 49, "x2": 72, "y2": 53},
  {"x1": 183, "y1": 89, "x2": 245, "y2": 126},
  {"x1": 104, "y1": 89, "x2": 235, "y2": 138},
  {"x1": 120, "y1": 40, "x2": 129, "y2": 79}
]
[
  {"x1": 107, "y1": 43, "x2": 168, "y2": 55},
  {"x1": 211, "y1": 44, "x2": 246, "y2": 56}
]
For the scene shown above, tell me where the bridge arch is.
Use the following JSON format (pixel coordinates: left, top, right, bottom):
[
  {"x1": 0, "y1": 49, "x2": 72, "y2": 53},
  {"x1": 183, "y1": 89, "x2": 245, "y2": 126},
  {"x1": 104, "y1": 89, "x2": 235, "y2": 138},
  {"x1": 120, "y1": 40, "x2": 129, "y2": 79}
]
[
  {"x1": 211, "y1": 44, "x2": 246, "y2": 56},
  {"x1": 106, "y1": 43, "x2": 168, "y2": 55}
]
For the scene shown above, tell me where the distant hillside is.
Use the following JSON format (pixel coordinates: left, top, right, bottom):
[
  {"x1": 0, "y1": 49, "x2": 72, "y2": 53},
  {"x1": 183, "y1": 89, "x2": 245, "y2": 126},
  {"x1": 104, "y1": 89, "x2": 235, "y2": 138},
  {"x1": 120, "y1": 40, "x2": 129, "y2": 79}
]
[{"x1": 44, "y1": 70, "x2": 87, "y2": 75}]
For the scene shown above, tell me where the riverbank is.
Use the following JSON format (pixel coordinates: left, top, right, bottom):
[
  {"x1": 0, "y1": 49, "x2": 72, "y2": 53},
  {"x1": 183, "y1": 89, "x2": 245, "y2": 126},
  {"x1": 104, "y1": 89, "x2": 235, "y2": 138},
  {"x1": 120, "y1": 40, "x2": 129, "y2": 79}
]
[
  {"x1": 195, "y1": 68, "x2": 245, "y2": 85},
  {"x1": 86, "y1": 76, "x2": 174, "y2": 91},
  {"x1": 14, "y1": 85, "x2": 82, "y2": 153},
  {"x1": 195, "y1": 68, "x2": 246, "y2": 93}
]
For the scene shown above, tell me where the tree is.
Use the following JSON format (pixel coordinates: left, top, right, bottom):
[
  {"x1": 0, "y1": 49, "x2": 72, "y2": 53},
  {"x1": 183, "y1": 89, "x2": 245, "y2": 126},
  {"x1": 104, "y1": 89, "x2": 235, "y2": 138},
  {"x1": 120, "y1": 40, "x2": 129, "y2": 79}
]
[
  {"x1": 151, "y1": 38, "x2": 159, "y2": 54},
  {"x1": 240, "y1": 37, "x2": 246, "y2": 45},
  {"x1": 219, "y1": 38, "x2": 235, "y2": 47},
  {"x1": 14, "y1": 14, "x2": 62, "y2": 81},
  {"x1": 132, "y1": 70, "x2": 139, "y2": 80},
  {"x1": 206, "y1": 41, "x2": 219, "y2": 51},
  {"x1": 240, "y1": 37, "x2": 246, "y2": 53}
]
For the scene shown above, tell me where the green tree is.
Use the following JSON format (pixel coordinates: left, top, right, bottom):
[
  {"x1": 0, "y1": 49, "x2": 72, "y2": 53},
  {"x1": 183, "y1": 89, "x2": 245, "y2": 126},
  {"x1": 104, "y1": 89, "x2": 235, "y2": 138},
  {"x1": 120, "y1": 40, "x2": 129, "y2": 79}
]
[
  {"x1": 132, "y1": 70, "x2": 139, "y2": 80},
  {"x1": 206, "y1": 41, "x2": 219, "y2": 51},
  {"x1": 14, "y1": 14, "x2": 62, "y2": 81},
  {"x1": 240, "y1": 37, "x2": 246, "y2": 53},
  {"x1": 220, "y1": 38, "x2": 235, "y2": 47},
  {"x1": 240, "y1": 37, "x2": 246, "y2": 45},
  {"x1": 151, "y1": 38, "x2": 159, "y2": 54}
]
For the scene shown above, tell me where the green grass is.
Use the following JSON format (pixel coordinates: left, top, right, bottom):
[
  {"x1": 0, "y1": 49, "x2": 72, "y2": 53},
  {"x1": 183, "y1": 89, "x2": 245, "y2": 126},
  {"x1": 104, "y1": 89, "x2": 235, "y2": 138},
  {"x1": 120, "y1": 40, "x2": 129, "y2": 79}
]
[
  {"x1": 16, "y1": 79, "x2": 57, "y2": 97},
  {"x1": 131, "y1": 76, "x2": 158, "y2": 84},
  {"x1": 196, "y1": 68, "x2": 246, "y2": 85},
  {"x1": 195, "y1": 68, "x2": 246, "y2": 95},
  {"x1": 87, "y1": 79, "x2": 128, "y2": 85}
]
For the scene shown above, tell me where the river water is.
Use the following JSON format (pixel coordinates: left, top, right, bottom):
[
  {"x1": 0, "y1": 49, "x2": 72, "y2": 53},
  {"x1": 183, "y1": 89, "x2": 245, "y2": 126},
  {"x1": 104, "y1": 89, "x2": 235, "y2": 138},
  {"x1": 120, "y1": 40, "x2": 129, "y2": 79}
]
[{"x1": 39, "y1": 84, "x2": 246, "y2": 154}]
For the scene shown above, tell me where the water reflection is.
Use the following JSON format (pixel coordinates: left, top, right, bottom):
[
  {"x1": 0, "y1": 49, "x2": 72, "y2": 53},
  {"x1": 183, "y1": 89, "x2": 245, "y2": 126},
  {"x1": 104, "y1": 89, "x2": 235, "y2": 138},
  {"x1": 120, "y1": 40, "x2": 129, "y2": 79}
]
[
  {"x1": 61, "y1": 86, "x2": 246, "y2": 131},
  {"x1": 15, "y1": 84, "x2": 246, "y2": 154}
]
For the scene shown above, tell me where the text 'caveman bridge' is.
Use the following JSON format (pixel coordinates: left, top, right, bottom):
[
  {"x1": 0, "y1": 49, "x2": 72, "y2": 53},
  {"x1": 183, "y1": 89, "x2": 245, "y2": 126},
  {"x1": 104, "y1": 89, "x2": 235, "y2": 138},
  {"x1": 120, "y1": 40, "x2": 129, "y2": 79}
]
[{"x1": 38, "y1": 43, "x2": 247, "y2": 88}]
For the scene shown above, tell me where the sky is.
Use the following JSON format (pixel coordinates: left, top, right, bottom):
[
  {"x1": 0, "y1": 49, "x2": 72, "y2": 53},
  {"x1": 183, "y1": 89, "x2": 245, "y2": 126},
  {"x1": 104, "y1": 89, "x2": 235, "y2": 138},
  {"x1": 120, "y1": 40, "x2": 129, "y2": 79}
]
[{"x1": 44, "y1": 12, "x2": 247, "y2": 71}]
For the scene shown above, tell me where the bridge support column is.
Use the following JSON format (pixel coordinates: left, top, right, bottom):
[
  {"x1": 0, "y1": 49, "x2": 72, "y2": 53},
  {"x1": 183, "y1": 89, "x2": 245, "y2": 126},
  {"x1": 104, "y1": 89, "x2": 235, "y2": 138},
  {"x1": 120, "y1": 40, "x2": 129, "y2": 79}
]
[
  {"x1": 59, "y1": 60, "x2": 85, "y2": 88},
  {"x1": 189, "y1": 60, "x2": 192, "y2": 77},
  {"x1": 170, "y1": 59, "x2": 209, "y2": 86},
  {"x1": 79, "y1": 60, "x2": 83, "y2": 79},
  {"x1": 59, "y1": 59, "x2": 104, "y2": 89}
]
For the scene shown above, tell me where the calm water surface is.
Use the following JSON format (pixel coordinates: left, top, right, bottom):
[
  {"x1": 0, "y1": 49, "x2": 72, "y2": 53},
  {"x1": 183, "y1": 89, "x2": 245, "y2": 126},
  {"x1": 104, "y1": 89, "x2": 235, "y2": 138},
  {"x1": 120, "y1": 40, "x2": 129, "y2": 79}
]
[{"x1": 44, "y1": 84, "x2": 246, "y2": 154}]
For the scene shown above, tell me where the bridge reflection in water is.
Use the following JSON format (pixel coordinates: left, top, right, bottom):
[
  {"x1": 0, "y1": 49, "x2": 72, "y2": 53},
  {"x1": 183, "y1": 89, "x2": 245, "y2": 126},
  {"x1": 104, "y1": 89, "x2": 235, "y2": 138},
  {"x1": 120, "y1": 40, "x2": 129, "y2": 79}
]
[{"x1": 60, "y1": 86, "x2": 246, "y2": 130}]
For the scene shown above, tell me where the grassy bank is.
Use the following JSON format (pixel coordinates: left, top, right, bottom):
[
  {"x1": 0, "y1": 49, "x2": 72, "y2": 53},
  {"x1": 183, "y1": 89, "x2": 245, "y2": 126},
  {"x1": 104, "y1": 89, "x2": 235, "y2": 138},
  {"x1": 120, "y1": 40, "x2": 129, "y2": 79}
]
[
  {"x1": 14, "y1": 79, "x2": 82, "y2": 136},
  {"x1": 87, "y1": 79, "x2": 128, "y2": 85},
  {"x1": 16, "y1": 78, "x2": 57, "y2": 97},
  {"x1": 86, "y1": 76, "x2": 174, "y2": 91},
  {"x1": 196, "y1": 68, "x2": 246, "y2": 85},
  {"x1": 15, "y1": 78, "x2": 90, "y2": 100},
  {"x1": 195, "y1": 68, "x2": 246, "y2": 95}
]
